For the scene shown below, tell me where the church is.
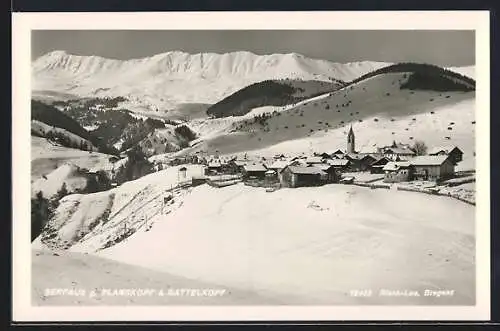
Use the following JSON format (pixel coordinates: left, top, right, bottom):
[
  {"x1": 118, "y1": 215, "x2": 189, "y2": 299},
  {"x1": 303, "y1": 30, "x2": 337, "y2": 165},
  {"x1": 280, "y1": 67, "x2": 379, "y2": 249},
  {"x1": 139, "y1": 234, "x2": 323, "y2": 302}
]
[{"x1": 347, "y1": 125, "x2": 356, "y2": 154}]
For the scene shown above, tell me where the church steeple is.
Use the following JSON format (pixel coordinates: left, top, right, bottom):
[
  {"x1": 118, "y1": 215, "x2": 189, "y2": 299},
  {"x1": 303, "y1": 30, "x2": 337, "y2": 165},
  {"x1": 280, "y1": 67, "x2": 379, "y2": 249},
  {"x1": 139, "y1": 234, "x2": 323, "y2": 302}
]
[{"x1": 347, "y1": 125, "x2": 355, "y2": 153}]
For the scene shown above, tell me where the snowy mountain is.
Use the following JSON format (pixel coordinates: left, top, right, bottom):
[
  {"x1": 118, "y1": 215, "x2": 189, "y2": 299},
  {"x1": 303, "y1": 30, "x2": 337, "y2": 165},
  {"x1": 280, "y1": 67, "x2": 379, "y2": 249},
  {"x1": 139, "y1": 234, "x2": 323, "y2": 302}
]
[{"x1": 32, "y1": 50, "x2": 391, "y2": 113}]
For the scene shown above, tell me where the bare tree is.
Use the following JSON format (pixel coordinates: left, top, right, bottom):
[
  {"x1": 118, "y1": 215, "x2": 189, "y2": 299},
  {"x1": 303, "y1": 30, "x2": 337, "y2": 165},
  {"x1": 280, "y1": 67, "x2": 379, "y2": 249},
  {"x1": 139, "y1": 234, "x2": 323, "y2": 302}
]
[{"x1": 412, "y1": 140, "x2": 428, "y2": 155}]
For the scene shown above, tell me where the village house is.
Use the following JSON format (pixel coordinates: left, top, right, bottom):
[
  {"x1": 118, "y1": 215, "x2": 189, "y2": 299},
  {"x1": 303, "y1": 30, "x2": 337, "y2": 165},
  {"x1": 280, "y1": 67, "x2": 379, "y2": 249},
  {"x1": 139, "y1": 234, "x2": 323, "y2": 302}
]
[
  {"x1": 279, "y1": 165, "x2": 327, "y2": 188},
  {"x1": 206, "y1": 159, "x2": 222, "y2": 175},
  {"x1": 242, "y1": 163, "x2": 268, "y2": 180},
  {"x1": 309, "y1": 163, "x2": 339, "y2": 183},
  {"x1": 273, "y1": 153, "x2": 287, "y2": 160},
  {"x1": 318, "y1": 152, "x2": 333, "y2": 160},
  {"x1": 410, "y1": 155, "x2": 455, "y2": 181},
  {"x1": 268, "y1": 159, "x2": 290, "y2": 173},
  {"x1": 383, "y1": 161, "x2": 413, "y2": 183},
  {"x1": 219, "y1": 157, "x2": 232, "y2": 173},
  {"x1": 330, "y1": 149, "x2": 345, "y2": 158},
  {"x1": 369, "y1": 156, "x2": 391, "y2": 174},
  {"x1": 380, "y1": 147, "x2": 416, "y2": 161},
  {"x1": 227, "y1": 159, "x2": 247, "y2": 174},
  {"x1": 326, "y1": 158, "x2": 351, "y2": 172},
  {"x1": 264, "y1": 169, "x2": 279, "y2": 185},
  {"x1": 358, "y1": 145, "x2": 380, "y2": 156},
  {"x1": 289, "y1": 158, "x2": 308, "y2": 167},
  {"x1": 428, "y1": 145, "x2": 463, "y2": 165},
  {"x1": 290, "y1": 155, "x2": 307, "y2": 162},
  {"x1": 345, "y1": 153, "x2": 377, "y2": 171},
  {"x1": 305, "y1": 156, "x2": 325, "y2": 165}
]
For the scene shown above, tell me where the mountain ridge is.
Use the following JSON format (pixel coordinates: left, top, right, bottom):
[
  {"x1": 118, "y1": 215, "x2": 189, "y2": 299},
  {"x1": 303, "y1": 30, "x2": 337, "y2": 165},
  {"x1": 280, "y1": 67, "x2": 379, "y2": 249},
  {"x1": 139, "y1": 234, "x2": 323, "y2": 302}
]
[{"x1": 32, "y1": 50, "x2": 393, "y2": 112}]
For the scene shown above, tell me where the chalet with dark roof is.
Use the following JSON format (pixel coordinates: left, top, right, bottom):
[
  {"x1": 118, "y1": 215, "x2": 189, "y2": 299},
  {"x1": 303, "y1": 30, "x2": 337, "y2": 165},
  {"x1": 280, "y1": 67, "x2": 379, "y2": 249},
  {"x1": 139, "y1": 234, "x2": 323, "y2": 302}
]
[{"x1": 279, "y1": 165, "x2": 327, "y2": 188}]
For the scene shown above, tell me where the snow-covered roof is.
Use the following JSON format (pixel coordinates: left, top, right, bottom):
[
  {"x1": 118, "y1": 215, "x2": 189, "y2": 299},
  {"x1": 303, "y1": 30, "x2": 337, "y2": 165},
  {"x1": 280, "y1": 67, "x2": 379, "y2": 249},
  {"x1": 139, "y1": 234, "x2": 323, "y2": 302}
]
[
  {"x1": 410, "y1": 155, "x2": 450, "y2": 166},
  {"x1": 358, "y1": 146, "x2": 379, "y2": 154},
  {"x1": 331, "y1": 149, "x2": 345, "y2": 155},
  {"x1": 268, "y1": 160, "x2": 290, "y2": 169},
  {"x1": 265, "y1": 170, "x2": 276, "y2": 175},
  {"x1": 286, "y1": 166, "x2": 327, "y2": 175},
  {"x1": 208, "y1": 161, "x2": 221, "y2": 167},
  {"x1": 243, "y1": 163, "x2": 267, "y2": 172},
  {"x1": 305, "y1": 156, "x2": 324, "y2": 164},
  {"x1": 383, "y1": 161, "x2": 412, "y2": 171},
  {"x1": 370, "y1": 156, "x2": 390, "y2": 166},
  {"x1": 326, "y1": 159, "x2": 350, "y2": 166},
  {"x1": 428, "y1": 145, "x2": 462, "y2": 155},
  {"x1": 233, "y1": 160, "x2": 247, "y2": 166},
  {"x1": 346, "y1": 153, "x2": 375, "y2": 161},
  {"x1": 313, "y1": 163, "x2": 334, "y2": 171},
  {"x1": 383, "y1": 147, "x2": 415, "y2": 155},
  {"x1": 289, "y1": 159, "x2": 308, "y2": 166}
]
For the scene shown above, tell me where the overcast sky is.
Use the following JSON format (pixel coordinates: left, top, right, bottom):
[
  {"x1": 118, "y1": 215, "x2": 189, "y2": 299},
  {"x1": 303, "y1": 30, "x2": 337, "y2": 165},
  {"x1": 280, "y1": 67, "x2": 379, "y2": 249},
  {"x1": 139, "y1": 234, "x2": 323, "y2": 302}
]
[{"x1": 32, "y1": 30, "x2": 475, "y2": 66}]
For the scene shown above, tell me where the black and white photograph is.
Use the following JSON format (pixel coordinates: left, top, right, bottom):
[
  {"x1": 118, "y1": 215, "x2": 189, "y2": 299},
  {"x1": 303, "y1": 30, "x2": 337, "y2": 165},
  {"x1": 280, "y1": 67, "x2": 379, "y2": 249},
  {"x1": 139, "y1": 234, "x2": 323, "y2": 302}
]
[{"x1": 12, "y1": 11, "x2": 490, "y2": 321}]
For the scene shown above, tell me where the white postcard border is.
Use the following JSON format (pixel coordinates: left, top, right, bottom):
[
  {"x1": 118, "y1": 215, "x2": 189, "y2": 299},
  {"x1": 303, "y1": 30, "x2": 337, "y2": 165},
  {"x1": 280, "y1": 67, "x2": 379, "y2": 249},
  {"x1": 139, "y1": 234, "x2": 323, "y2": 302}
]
[{"x1": 12, "y1": 10, "x2": 490, "y2": 321}]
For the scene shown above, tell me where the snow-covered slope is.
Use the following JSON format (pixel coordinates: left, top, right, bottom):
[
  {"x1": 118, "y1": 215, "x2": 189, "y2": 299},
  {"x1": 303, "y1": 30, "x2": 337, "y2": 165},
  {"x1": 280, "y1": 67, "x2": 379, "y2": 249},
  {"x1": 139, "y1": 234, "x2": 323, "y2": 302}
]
[
  {"x1": 32, "y1": 50, "x2": 390, "y2": 112},
  {"x1": 35, "y1": 180, "x2": 475, "y2": 304},
  {"x1": 31, "y1": 136, "x2": 115, "y2": 181},
  {"x1": 31, "y1": 163, "x2": 89, "y2": 199},
  {"x1": 448, "y1": 66, "x2": 475, "y2": 80},
  {"x1": 32, "y1": 249, "x2": 275, "y2": 305},
  {"x1": 33, "y1": 165, "x2": 205, "y2": 252},
  {"x1": 178, "y1": 71, "x2": 475, "y2": 160},
  {"x1": 31, "y1": 120, "x2": 98, "y2": 152},
  {"x1": 96, "y1": 183, "x2": 474, "y2": 304}
]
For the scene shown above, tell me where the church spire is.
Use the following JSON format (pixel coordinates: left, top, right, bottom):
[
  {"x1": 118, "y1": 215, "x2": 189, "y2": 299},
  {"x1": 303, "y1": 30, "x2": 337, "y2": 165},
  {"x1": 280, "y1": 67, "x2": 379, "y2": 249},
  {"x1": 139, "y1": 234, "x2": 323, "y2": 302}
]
[{"x1": 347, "y1": 124, "x2": 355, "y2": 153}]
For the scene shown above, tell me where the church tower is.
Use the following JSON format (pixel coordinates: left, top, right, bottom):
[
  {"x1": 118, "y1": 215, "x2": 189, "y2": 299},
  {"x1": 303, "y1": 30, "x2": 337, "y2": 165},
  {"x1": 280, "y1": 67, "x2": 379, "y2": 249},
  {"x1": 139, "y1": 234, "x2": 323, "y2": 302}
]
[{"x1": 347, "y1": 125, "x2": 355, "y2": 153}]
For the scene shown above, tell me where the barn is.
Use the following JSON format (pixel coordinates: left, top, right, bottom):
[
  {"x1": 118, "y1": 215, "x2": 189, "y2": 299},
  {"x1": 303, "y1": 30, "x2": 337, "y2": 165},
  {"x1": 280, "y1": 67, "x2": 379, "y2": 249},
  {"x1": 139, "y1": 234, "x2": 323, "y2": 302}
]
[
  {"x1": 410, "y1": 155, "x2": 455, "y2": 181},
  {"x1": 345, "y1": 154, "x2": 377, "y2": 171},
  {"x1": 370, "y1": 156, "x2": 391, "y2": 174},
  {"x1": 326, "y1": 159, "x2": 351, "y2": 172},
  {"x1": 279, "y1": 165, "x2": 327, "y2": 188},
  {"x1": 310, "y1": 163, "x2": 339, "y2": 183},
  {"x1": 428, "y1": 145, "x2": 463, "y2": 165},
  {"x1": 242, "y1": 163, "x2": 268, "y2": 179}
]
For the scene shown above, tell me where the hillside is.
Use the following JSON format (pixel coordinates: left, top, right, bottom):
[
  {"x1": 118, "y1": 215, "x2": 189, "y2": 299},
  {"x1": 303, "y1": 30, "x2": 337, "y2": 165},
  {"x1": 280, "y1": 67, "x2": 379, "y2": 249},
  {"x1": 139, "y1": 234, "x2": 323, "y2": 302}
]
[
  {"x1": 177, "y1": 63, "x2": 476, "y2": 161},
  {"x1": 31, "y1": 100, "x2": 117, "y2": 154},
  {"x1": 31, "y1": 136, "x2": 116, "y2": 181},
  {"x1": 33, "y1": 165, "x2": 205, "y2": 252},
  {"x1": 32, "y1": 163, "x2": 95, "y2": 199},
  {"x1": 33, "y1": 175, "x2": 475, "y2": 304},
  {"x1": 206, "y1": 79, "x2": 343, "y2": 118},
  {"x1": 32, "y1": 50, "x2": 390, "y2": 114},
  {"x1": 37, "y1": 98, "x2": 197, "y2": 157}
]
